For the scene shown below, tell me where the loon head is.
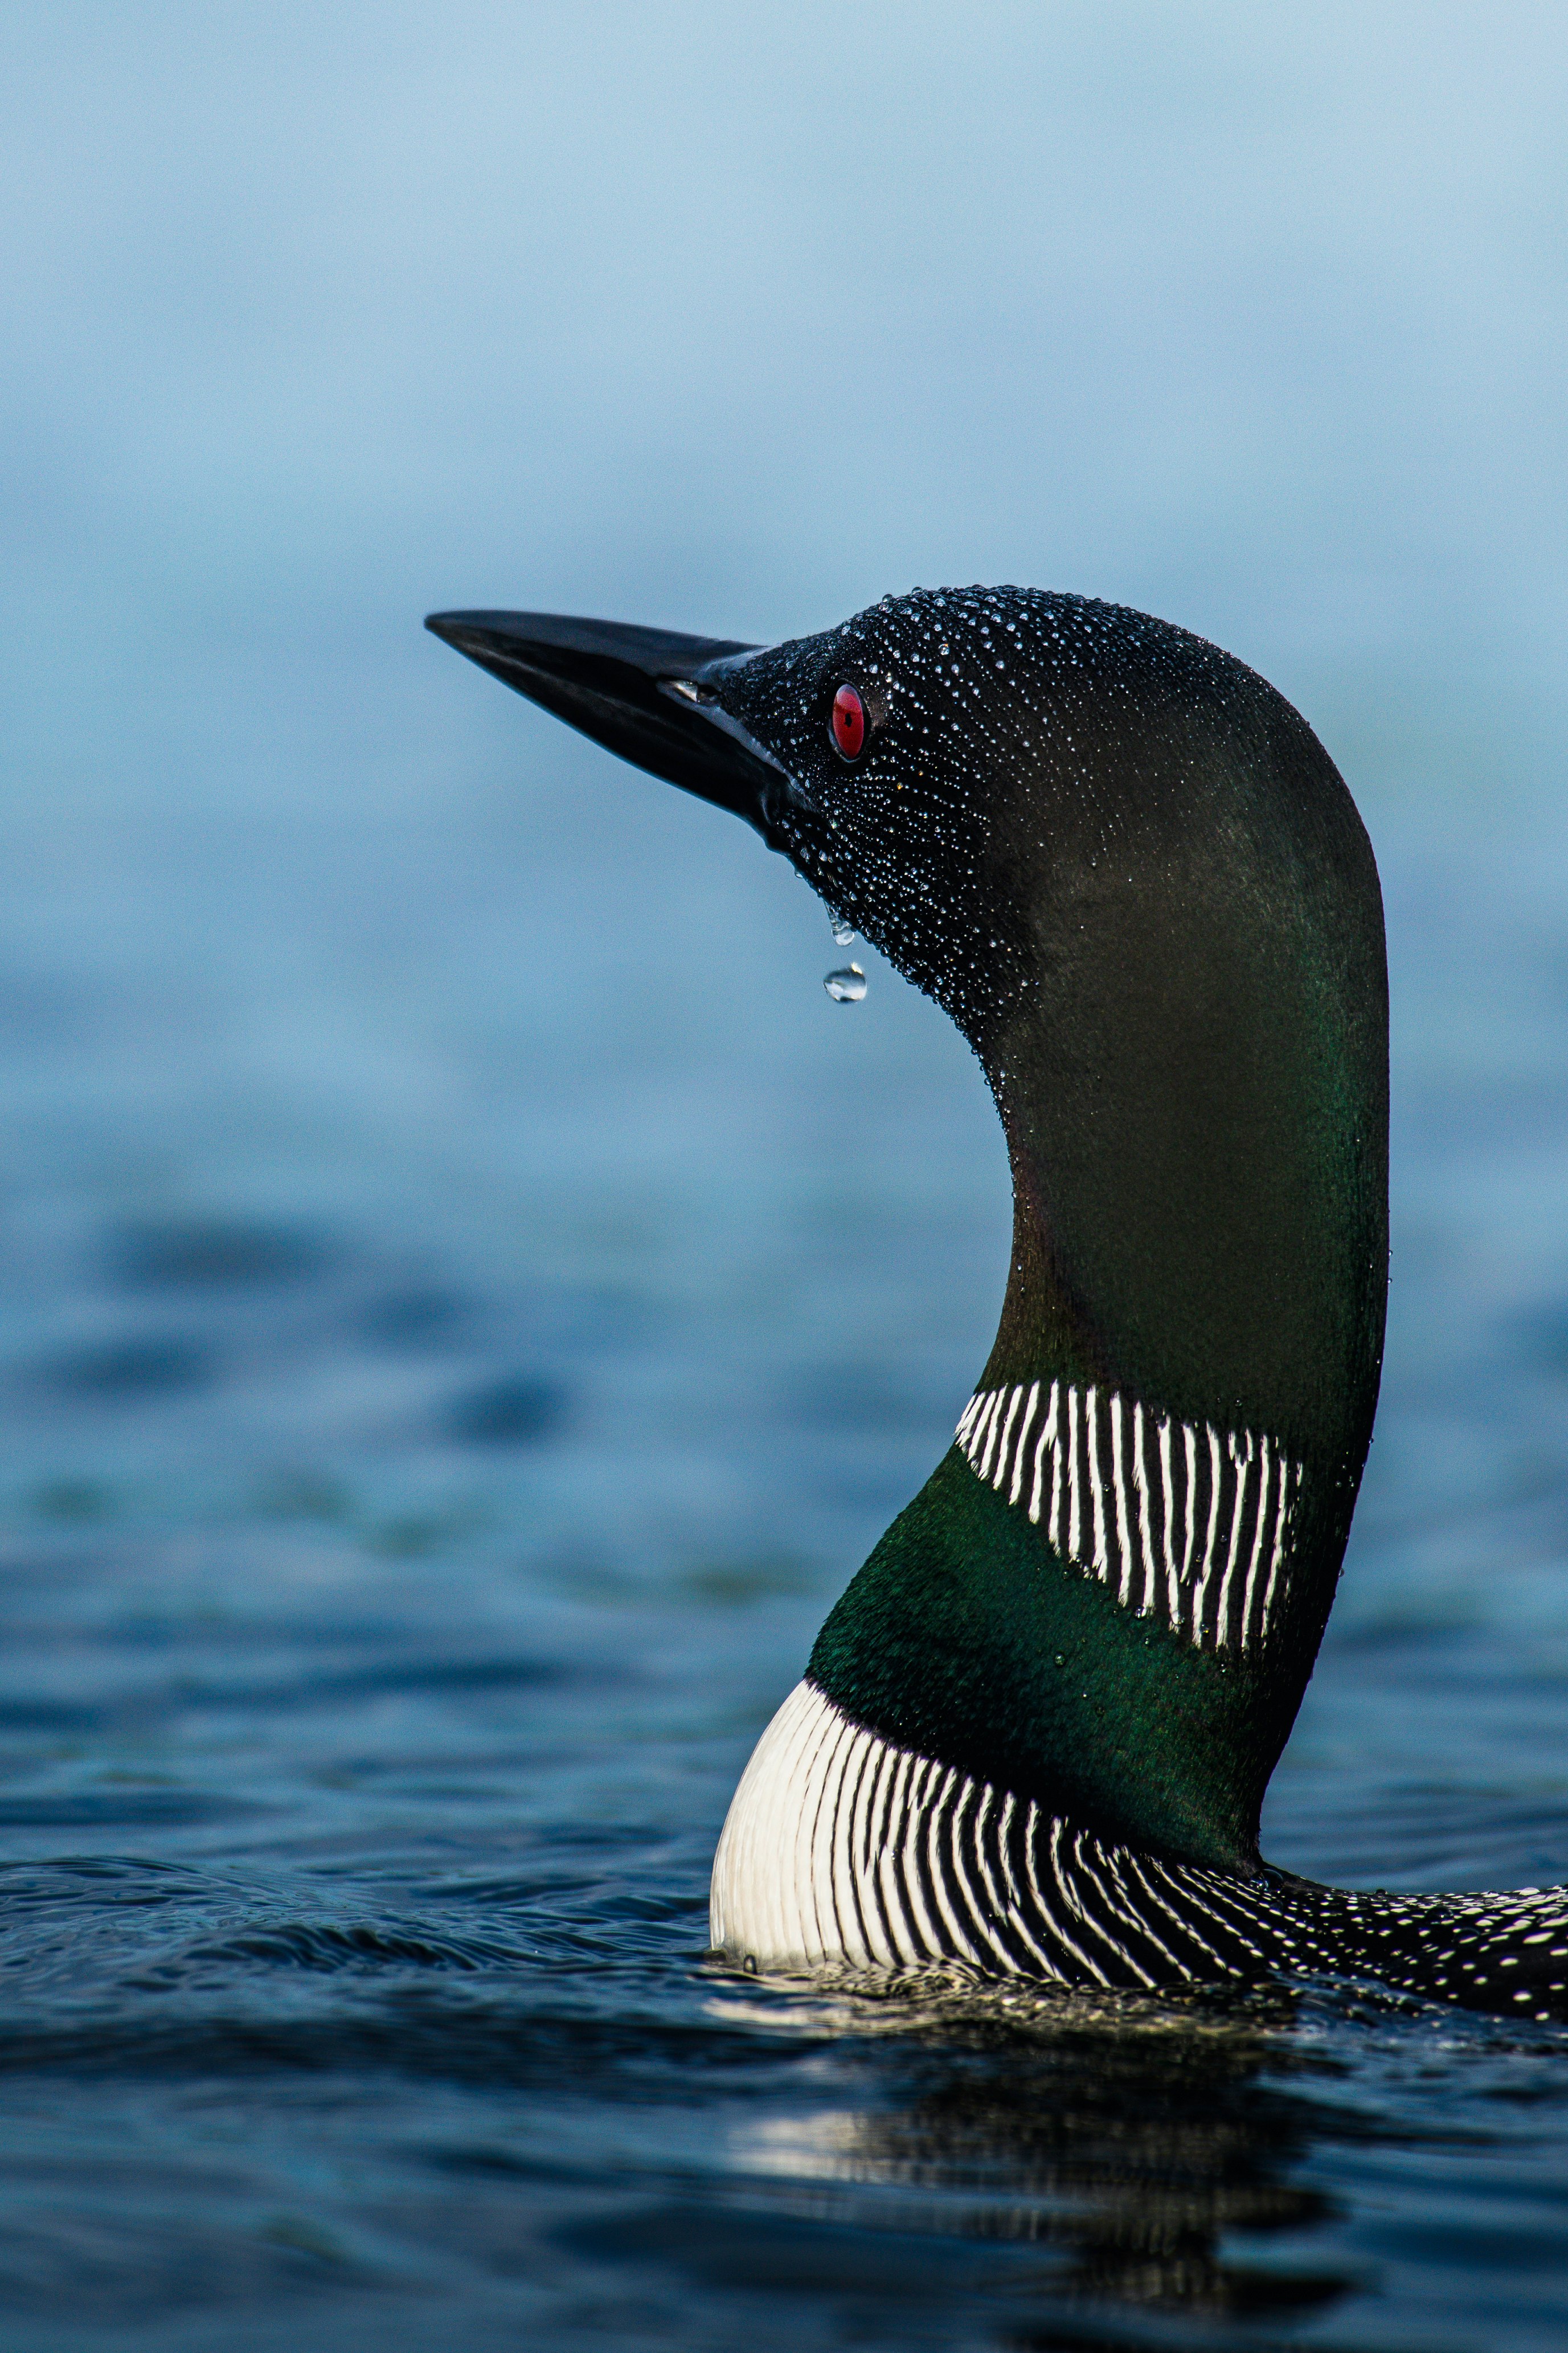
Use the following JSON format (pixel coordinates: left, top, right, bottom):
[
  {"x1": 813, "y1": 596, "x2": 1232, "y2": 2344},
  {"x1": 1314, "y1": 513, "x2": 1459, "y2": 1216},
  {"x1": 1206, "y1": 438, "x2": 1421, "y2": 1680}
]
[{"x1": 428, "y1": 588, "x2": 1388, "y2": 1873}]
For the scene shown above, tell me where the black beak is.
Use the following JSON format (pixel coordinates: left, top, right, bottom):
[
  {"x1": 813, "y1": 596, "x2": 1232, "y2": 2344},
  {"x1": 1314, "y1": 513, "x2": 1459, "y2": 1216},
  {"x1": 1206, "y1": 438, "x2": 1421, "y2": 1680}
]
[{"x1": 425, "y1": 609, "x2": 797, "y2": 845}]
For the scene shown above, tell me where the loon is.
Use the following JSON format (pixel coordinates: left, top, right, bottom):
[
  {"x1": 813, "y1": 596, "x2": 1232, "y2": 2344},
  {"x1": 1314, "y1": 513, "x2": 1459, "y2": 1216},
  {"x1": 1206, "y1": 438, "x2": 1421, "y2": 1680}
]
[{"x1": 428, "y1": 586, "x2": 1568, "y2": 2022}]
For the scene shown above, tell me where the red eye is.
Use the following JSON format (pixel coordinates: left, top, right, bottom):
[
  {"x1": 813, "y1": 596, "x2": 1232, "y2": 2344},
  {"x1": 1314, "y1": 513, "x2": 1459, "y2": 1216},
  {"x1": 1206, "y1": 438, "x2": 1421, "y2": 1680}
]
[{"x1": 830, "y1": 684, "x2": 866, "y2": 760}]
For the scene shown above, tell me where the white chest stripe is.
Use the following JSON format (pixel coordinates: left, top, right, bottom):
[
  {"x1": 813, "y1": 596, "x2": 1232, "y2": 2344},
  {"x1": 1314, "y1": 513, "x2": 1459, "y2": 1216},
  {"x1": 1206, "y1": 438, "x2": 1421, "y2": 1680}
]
[{"x1": 955, "y1": 1380, "x2": 1303, "y2": 1652}]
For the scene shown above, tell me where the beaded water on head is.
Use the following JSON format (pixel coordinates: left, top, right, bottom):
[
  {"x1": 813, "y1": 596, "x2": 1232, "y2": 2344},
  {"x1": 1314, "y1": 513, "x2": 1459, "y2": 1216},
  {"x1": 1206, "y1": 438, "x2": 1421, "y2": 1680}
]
[{"x1": 428, "y1": 586, "x2": 1568, "y2": 2020}]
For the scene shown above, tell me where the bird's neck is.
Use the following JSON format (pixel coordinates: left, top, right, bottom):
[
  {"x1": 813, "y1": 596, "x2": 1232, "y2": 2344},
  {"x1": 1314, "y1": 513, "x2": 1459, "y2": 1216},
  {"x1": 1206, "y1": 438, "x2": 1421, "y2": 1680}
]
[{"x1": 807, "y1": 1066, "x2": 1374, "y2": 1871}]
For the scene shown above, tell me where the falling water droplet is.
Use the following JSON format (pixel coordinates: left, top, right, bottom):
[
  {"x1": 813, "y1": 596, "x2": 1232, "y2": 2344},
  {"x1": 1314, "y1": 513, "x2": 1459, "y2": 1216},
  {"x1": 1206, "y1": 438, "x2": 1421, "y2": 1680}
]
[
  {"x1": 824, "y1": 964, "x2": 866, "y2": 1004},
  {"x1": 829, "y1": 912, "x2": 857, "y2": 947}
]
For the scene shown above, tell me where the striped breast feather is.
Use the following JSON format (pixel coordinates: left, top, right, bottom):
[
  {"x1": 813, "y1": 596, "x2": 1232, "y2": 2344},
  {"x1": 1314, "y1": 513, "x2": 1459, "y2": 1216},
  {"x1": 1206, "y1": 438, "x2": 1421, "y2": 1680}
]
[
  {"x1": 953, "y1": 1380, "x2": 1303, "y2": 1654},
  {"x1": 709, "y1": 1677, "x2": 1172, "y2": 1979},
  {"x1": 710, "y1": 1684, "x2": 1568, "y2": 2016},
  {"x1": 710, "y1": 1680, "x2": 1299, "y2": 1984}
]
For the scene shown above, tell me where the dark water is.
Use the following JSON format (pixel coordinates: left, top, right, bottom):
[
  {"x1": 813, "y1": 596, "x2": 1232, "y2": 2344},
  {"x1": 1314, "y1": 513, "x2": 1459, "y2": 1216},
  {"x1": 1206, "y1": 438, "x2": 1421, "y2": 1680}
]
[{"x1": 0, "y1": 691, "x2": 1563, "y2": 2352}]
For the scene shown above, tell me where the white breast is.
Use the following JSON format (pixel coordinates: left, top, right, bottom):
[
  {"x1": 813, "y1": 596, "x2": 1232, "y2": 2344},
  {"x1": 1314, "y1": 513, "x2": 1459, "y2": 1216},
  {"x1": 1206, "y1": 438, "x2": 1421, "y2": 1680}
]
[{"x1": 710, "y1": 1679, "x2": 1086, "y2": 1977}]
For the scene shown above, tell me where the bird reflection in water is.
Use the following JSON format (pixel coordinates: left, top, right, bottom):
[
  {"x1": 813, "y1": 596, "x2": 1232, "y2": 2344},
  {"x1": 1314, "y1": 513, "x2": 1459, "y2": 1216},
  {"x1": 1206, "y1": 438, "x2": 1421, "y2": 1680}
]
[{"x1": 711, "y1": 1971, "x2": 1369, "y2": 2326}]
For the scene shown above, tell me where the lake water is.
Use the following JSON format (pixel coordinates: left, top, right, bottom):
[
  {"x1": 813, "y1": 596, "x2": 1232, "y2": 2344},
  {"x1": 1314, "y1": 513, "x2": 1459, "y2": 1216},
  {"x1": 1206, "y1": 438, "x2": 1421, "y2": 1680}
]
[{"x1": 5, "y1": 8, "x2": 1568, "y2": 2347}]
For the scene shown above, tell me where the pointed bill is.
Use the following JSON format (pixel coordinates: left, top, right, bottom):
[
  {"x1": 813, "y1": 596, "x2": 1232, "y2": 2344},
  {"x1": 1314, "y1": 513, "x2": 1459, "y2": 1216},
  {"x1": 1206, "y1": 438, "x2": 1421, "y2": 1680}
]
[{"x1": 425, "y1": 609, "x2": 797, "y2": 843}]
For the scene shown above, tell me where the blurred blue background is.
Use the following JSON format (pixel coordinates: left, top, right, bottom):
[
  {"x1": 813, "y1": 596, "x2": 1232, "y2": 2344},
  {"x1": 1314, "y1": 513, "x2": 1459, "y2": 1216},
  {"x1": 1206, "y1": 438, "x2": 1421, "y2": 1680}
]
[{"x1": 2, "y1": 7, "x2": 1568, "y2": 2348}]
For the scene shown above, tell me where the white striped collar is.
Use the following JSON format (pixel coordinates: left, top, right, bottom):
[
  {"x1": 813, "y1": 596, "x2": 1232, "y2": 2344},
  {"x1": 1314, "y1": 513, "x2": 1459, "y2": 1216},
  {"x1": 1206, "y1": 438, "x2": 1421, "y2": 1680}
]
[{"x1": 955, "y1": 1380, "x2": 1302, "y2": 1654}]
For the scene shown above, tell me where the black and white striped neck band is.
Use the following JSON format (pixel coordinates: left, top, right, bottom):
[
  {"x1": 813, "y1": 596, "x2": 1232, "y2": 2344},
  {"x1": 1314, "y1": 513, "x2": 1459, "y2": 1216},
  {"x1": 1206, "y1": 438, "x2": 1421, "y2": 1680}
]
[{"x1": 955, "y1": 1380, "x2": 1303, "y2": 1654}]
